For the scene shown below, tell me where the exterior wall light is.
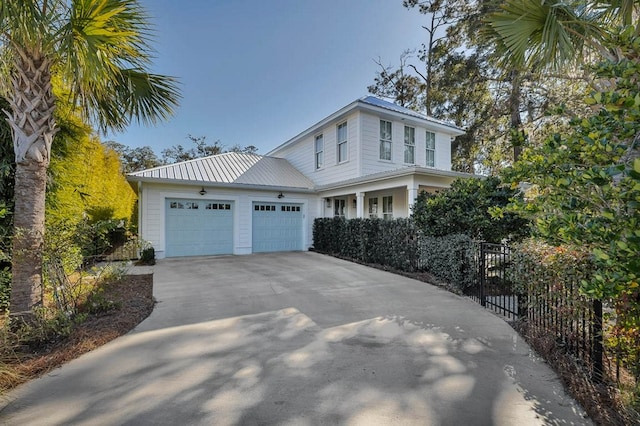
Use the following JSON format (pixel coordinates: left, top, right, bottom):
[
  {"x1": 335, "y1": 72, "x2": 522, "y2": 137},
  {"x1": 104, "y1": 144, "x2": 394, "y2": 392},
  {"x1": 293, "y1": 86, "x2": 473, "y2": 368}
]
[
  {"x1": 199, "y1": 187, "x2": 207, "y2": 196},
  {"x1": 277, "y1": 192, "x2": 284, "y2": 199}
]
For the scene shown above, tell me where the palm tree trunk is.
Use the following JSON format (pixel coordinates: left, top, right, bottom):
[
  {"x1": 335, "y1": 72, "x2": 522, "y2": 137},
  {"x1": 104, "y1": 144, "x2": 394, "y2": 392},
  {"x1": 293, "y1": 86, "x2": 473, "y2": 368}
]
[
  {"x1": 10, "y1": 162, "x2": 47, "y2": 316},
  {"x1": 6, "y1": 46, "x2": 56, "y2": 319}
]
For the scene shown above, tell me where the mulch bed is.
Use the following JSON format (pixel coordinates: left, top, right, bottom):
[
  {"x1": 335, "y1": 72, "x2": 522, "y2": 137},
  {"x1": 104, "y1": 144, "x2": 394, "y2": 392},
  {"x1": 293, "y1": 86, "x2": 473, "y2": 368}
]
[{"x1": 1, "y1": 274, "x2": 154, "y2": 394}]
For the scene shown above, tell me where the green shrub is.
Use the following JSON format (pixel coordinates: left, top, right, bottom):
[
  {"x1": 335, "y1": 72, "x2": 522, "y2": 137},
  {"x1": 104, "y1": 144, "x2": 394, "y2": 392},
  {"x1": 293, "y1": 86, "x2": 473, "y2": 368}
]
[
  {"x1": 418, "y1": 234, "x2": 476, "y2": 290},
  {"x1": 412, "y1": 176, "x2": 530, "y2": 243},
  {"x1": 139, "y1": 244, "x2": 155, "y2": 265},
  {"x1": 0, "y1": 268, "x2": 10, "y2": 313}
]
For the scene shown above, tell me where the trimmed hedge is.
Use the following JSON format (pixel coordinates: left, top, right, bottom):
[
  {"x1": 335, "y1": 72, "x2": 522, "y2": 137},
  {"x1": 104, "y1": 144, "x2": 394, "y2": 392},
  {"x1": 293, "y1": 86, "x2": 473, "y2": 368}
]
[{"x1": 313, "y1": 218, "x2": 475, "y2": 290}]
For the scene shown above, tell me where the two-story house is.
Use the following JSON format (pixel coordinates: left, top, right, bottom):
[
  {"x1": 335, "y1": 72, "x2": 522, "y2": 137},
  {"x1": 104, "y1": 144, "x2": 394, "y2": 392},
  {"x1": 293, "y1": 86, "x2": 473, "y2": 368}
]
[{"x1": 128, "y1": 96, "x2": 471, "y2": 258}]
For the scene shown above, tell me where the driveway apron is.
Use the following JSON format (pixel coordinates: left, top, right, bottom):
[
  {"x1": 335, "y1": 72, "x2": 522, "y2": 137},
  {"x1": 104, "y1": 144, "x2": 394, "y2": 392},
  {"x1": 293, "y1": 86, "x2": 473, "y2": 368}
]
[{"x1": 0, "y1": 252, "x2": 591, "y2": 425}]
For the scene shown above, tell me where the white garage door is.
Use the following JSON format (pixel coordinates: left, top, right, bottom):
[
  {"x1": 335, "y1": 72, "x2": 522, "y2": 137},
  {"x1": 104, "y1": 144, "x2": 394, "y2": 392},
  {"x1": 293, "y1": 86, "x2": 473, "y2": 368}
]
[
  {"x1": 165, "y1": 198, "x2": 233, "y2": 257},
  {"x1": 252, "y1": 202, "x2": 303, "y2": 253}
]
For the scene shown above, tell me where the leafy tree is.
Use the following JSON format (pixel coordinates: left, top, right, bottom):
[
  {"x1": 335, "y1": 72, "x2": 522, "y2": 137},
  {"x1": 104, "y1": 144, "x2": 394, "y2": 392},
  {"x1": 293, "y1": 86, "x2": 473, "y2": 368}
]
[
  {"x1": 369, "y1": 0, "x2": 587, "y2": 173},
  {"x1": 161, "y1": 135, "x2": 223, "y2": 164},
  {"x1": 369, "y1": 51, "x2": 425, "y2": 111},
  {"x1": 103, "y1": 141, "x2": 162, "y2": 173},
  {"x1": 501, "y1": 30, "x2": 640, "y2": 301},
  {"x1": 411, "y1": 176, "x2": 530, "y2": 242},
  {"x1": 0, "y1": 0, "x2": 180, "y2": 318},
  {"x1": 228, "y1": 144, "x2": 259, "y2": 155},
  {"x1": 47, "y1": 112, "x2": 136, "y2": 226}
]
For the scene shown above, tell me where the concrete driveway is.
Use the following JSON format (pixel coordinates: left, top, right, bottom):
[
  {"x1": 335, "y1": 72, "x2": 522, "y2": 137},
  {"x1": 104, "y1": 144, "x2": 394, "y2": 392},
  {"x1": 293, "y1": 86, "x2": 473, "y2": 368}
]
[{"x1": 0, "y1": 252, "x2": 590, "y2": 425}]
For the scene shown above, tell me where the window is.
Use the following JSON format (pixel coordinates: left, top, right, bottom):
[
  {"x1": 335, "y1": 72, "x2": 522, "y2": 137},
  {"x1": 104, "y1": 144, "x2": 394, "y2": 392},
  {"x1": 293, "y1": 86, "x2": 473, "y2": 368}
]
[
  {"x1": 186, "y1": 202, "x2": 199, "y2": 209},
  {"x1": 426, "y1": 131, "x2": 436, "y2": 167},
  {"x1": 315, "y1": 134, "x2": 324, "y2": 169},
  {"x1": 404, "y1": 126, "x2": 415, "y2": 164},
  {"x1": 368, "y1": 197, "x2": 379, "y2": 218},
  {"x1": 382, "y1": 196, "x2": 393, "y2": 220},
  {"x1": 170, "y1": 201, "x2": 184, "y2": 209},
  {"x1": 334, "y1": 199, "x2": 346, "y2": 217},
  {"x1": 281, "y1": 205, "x2": 302, "y2": 212},
  {"x1": 211, "y1": 203, "x2": 231, "y2": 210},
  {"x1": 337, "y1": 122, "x2": 348, "y2": 163},
  {"x1": 379, "y1": 120, "x2": 392, "y2": 161}
]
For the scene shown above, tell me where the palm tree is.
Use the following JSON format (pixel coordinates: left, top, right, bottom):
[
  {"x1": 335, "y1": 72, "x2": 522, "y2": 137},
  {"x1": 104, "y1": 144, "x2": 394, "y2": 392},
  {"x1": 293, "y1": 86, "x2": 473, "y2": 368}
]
[
  {"x1": 483, "y1": 0, "x2": 638, "y2": 162},
  {"x1": 485, "y1": 0, "x2": 639, "y2": 71},
  {"x1": 0, "y1": 0, "x2": 180, "y2": 318}
]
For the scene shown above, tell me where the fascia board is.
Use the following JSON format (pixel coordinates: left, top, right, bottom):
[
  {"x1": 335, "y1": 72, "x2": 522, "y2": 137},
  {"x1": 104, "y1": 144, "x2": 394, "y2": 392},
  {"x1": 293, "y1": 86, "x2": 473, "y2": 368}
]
[
  {"x1": 357, "y1": 103, "x2": 465, "y2": 137},
  {"x1": 267, "y1": 100, "x2": 360, "y2": 155},
  {"x1": 315, "y1": 167, "x2": 476, "y2": 192},
  {"x1": 126, "y1": 176, "x2": 316, "y2": 193}
]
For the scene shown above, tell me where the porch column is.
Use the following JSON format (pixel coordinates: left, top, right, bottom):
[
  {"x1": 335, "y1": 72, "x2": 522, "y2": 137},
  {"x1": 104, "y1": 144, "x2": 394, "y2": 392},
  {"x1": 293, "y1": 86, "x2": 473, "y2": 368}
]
[
  {"x1": 356, "y1": 192, "x2": 365, "y2": 218},
  {"x1": 319, "y1": 197, "x2": 326, "y2": 218},
  {"x1": 407, "y1": 185, "x2": 419, "y2": 214}
]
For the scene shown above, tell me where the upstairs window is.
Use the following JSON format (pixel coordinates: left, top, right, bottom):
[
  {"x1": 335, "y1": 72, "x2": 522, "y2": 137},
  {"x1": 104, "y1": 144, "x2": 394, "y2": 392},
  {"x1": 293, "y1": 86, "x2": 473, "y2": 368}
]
[
  {"x1": 315, "y1": 134, "x2": 324, "y2": 169},
  {"x1": 382, "y1": 196, "x2": 393, "y2": 220},
  {"x1": 404, "y1": 126, "x2": 415, "y2": 164},
  {"x1": 426, "y1": 131, "x2": 436, "y2": 167},
  {"x1": 337, "y1": 122, "x2": 348, "y2": 163},
  {"x1": 379, "y1": 120, "x2": 392, "y2": 161}
]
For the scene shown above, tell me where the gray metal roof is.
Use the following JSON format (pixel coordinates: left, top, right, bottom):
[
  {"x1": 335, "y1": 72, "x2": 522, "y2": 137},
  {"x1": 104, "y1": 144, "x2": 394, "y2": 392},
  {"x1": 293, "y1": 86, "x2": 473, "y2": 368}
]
[
  {"x1": 267, "y1": 96, "x2": 463, "y2": 156},
  {"x1": 128, "y1": 152, "x2": 315, "y2": 189},
  {"x1": 359, "y1": 96, "x2": 463, "y2": 131}
]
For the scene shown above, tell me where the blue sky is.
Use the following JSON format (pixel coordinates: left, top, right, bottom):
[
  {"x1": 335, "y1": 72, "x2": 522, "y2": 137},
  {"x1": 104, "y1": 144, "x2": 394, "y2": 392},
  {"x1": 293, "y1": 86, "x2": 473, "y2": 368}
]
[{"x1": 108, "y1": 0, "x2": 429, "y2": 155}]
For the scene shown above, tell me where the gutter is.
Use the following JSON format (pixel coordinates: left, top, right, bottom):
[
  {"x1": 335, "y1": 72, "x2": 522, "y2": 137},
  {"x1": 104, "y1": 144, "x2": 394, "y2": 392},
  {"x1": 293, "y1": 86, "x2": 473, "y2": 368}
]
[
  {"x1": 126, "y1": 175, "x2": 316, "y2": 194},
  {"x1": 315, "y1": 167, "x2": 476, "y2": 192}
]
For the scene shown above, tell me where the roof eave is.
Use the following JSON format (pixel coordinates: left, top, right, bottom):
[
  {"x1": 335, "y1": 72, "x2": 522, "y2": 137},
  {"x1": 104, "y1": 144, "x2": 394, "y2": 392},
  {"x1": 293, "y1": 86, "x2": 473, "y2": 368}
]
[
  {"x1": 267, "y1": 99, "x2": 361, "y2": 155},
  {"x1": 356, "y1": 101, "x2": 465, "y2": 136},
  {"x1": 267, "y1": 99, "x2": 465, "y2": 156},
  {"x1": 126, "y1": 175, "x2": 316, "y2": 193},
  {"x1": 315, "y1": 167, "x2": 476, "y2": 192}
]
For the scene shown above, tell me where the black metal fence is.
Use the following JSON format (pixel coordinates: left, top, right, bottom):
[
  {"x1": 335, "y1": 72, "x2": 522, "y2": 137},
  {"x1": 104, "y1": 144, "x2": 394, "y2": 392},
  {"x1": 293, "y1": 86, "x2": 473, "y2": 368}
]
[
  {"x1": 468, "y1": 241, "x2": 604, "y2": 381},
  {"x1": 466, "y1": 242, "x2": 521, "y2": 320}
]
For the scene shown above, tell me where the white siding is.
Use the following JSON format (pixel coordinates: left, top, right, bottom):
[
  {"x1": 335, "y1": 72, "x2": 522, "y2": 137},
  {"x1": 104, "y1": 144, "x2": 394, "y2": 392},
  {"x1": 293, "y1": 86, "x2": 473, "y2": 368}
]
[
  {"x1": 273, "y1": 113, "x2": 361, "y2": 186},
  {"x1": 359, "y1": 112, "x2": 453, "y2": 175},
  {"x1": 139, "y1": 182, "x2": 319, "y2": 259},
  {"x1": 435, "y1": 132, "x2": 452, "y2": 170}
]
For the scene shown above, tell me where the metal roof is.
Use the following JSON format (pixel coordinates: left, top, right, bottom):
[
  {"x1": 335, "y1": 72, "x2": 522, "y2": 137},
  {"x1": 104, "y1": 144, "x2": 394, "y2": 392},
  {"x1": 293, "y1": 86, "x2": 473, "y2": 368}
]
[
  {"x1": 267, "y1": 96, "x2": 464, "y2": 156},
  {"x1": 128, "y1": 152, "x2": 315, "y2": 189},
  {"x1": 358, "y1": 96, "x2": 462, "y2": 130}
]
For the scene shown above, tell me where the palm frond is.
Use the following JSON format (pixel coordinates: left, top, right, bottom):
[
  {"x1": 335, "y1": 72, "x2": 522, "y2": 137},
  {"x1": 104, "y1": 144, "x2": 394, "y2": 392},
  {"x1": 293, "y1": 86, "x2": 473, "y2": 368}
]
[
  {"x1": 486, "y1": 0, "x2": 605, "y2": 71},
  {"x1": 56, "y1": 0, "x2": 180, "y2": 131}
]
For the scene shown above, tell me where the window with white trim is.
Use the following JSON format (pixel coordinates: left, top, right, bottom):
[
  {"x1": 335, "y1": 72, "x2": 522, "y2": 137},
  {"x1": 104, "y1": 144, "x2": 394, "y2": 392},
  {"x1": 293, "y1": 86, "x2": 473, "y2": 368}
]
[
  {"x1": 368, "y1": 197, "x2": 379, "y2": 218},
  {"x1": 315, "y1": 134, "x2": 324, "y2": 169},
  {"x1": 379, "y1": 120, "x2": 392, "y2": 161},
  {"x1": 337, "y1": 122, "x2": 348, "y2": 163},
  {"x1": 426, "y1": 131, "x2": 436, "y2": 167},
  {"x1": 382, "y1": 196, "x2": 393, "y2": 220},
  {"x1": 404, "y1": 126, "x2": 415, "y2": 164}
]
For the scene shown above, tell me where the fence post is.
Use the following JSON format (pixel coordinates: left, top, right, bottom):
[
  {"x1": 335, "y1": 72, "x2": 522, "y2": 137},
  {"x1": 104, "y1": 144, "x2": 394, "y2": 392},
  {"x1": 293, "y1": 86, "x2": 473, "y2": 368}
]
[
  {"x1": 592, "y1": 299, "x2": 604, "y2": 382},
  {"x1": 479, "y1": 242, "x2": 486, "y2": 307}
]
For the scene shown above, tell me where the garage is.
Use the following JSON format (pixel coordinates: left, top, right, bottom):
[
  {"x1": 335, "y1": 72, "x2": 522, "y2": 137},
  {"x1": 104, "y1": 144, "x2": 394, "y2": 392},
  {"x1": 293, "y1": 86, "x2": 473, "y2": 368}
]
[
  {"x1": 252, "y1": 202, "x2": 303, "y2": 253},
  {"x1": 165, "y1": 198, "x2": 234, "y2": 257}
]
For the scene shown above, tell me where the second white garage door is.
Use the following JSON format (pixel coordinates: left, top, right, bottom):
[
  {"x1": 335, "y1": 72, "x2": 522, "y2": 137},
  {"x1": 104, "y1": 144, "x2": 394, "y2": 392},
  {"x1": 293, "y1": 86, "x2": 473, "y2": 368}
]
[{"x1": 252, "y1": 202, "x2": 303, "y2": 253}]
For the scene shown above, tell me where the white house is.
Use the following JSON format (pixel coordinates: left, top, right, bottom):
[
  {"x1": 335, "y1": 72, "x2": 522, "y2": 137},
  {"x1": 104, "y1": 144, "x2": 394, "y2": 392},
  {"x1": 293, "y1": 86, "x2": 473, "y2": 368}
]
[{"x1": 128, "y1": 96, "x2": 471, "y2": 258}]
